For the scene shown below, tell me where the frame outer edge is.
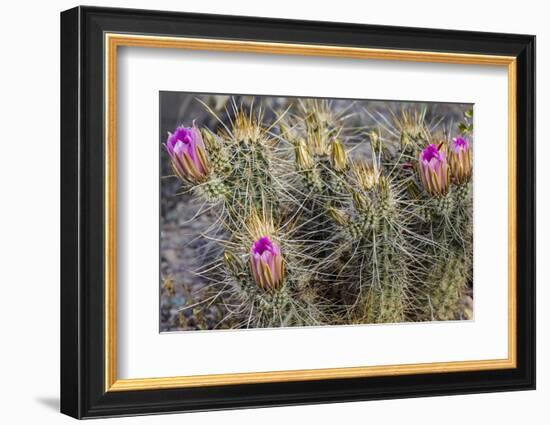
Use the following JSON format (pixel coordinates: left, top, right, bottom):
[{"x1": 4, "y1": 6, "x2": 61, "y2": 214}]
[
  {"x1": 531, "y1": 36, "x2": 536, "y2": 389},
  {"x1": 521, "y1": 36, "x2": 536, "y2": 389},
  {"x1": 65, "y1": 6, "x2": 536, "y2": 417},
  {"x1": 60, "y1": 6, "x2": 82, "y2": 420}
]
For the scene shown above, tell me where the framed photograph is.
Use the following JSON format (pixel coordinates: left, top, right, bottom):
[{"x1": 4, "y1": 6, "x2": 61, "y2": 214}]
[{"x1": 60, "y1": 6, "x2": 535, "y2": 419}]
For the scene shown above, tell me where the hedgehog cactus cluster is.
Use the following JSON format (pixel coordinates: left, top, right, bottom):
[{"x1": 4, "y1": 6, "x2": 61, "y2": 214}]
[{"x1": 164, "y1": 99, "x2": 474, "y2": 329}]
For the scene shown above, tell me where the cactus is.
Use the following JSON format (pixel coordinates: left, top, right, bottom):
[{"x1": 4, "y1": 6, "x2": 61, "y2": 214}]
[{"x1": 163, "y1": 98, "x2": 474, "y2": 330}]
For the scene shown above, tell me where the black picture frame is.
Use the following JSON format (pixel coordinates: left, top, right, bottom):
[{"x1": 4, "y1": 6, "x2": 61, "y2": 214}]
[{"x1": 61, "y1": 5, "x2": 535, "y2": 419}]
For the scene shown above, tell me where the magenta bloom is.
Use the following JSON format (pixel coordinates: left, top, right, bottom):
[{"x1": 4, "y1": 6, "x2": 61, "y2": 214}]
[
  {"x1": 249, "y1": 236, "x2": 285, "y2": 290},
  {"x1": 165, "y1": 125, "x2": 210, "y2": 183},
  {"x1": 449, "y1": 136, "x2": 472, "y2": 184},
  {"x1": 418, "y1": 143, "x2": 450, "y2": 196}
]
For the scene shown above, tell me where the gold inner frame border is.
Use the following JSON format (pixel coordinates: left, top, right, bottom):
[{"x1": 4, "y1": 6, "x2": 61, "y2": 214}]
[{"x1": 104, "y1": 33, "x2": 517, "y2": 392}]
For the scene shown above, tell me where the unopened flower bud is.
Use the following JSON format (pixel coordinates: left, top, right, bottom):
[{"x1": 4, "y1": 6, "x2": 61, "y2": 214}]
[
  {"x1": 328, "y1": 207, "x2": 349, "y2": 226},
  {"x1": 449, "y1": 136, "x2": 472, "y2": 184},
  {"x1": 249, "y1": 236, "x2": 285, "y2": 291},
  {"x1": 330, "y1": 139, "x2": 348, "y2": 172},
  {"x1": 166, "y1": 125, "x2": 210, "y2": 184},
  {"x1": 369, "y1": 130, "x2": 382, "y2": 151},
  {"x1": 352, "y1": 191, "x2": 368, "y2": 211},
  {"x1": 352, "y1": 161, "x2": 378, "y2": 191},
  {"x1": 295, "y1": 139, "x2": 314, "y2": 169},
  {"x1": 418, "y1": 143, "x2": 450, "y2": 196}
]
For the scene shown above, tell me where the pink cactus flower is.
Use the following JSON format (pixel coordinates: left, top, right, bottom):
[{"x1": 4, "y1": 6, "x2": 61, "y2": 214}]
[
  {"x1": 166, "y1": 125, "x2": 210, "y2": 183},
  {"x1": 449, "y1": 136, "x2": 473, "y2": 184},
  {"x1": 418, "y1": 143, "x2": 450, "y2": 196},
  {"x1": 249, "y1": 236, "x2": 284, "y2": 290}
]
